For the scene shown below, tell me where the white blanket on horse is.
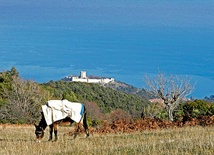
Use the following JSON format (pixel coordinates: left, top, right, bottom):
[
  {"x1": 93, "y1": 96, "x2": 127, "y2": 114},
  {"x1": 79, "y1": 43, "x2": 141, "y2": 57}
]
[{"x1": 42, "y1": 100, "x2": 84, "y2": 125}]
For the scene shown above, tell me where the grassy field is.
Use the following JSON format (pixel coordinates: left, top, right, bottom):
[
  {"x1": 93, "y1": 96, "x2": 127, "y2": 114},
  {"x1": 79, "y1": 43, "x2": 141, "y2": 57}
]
[{"x1": 0, "y1": 124, "x2": 213, "y2": 155}]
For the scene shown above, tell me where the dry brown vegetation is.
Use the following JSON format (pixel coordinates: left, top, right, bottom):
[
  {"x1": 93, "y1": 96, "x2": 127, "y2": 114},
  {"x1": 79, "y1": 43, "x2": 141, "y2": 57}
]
[
  {"x1": 1, "y1": 116, "x2": 214, "y2": 155},
  {"x1": 86, "y1": 115, "x2": 214, "y2": 134}
]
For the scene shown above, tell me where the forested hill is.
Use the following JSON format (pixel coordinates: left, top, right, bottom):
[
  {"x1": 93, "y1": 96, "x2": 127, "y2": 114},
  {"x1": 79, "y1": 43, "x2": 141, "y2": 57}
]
[
  {"x1": 42, "y1": 80, "x2": 150, "y2": 116},
  {"x1": 0, "y1": 67, "x2": 149, "y2": 123},
  {"x1": 62, "y1": 77, "x2": 155, "y2": 99}
]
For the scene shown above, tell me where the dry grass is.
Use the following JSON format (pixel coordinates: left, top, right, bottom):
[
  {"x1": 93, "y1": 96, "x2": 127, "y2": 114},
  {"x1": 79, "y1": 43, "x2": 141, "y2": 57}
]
[{"x1": 0, "y1": 124, "x2": 213, "y2": 155}]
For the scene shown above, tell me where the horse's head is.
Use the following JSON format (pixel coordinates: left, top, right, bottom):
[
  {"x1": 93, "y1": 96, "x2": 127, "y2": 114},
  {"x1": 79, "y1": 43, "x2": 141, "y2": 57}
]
[{"x1": 34, "y1": 123, "x2": 45, "y2": 143}]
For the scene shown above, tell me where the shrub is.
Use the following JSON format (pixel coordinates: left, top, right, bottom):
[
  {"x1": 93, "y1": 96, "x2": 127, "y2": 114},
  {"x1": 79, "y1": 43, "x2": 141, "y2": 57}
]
[
  {"x1": 109, "y1": 108, "x2": 131, "y2": 122},
  {"x1": 182, "y1": 100, "x2": 212, "y2": 118}
]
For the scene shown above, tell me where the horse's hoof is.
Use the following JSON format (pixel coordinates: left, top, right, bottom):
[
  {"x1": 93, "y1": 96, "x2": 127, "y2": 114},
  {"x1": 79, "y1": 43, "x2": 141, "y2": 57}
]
[{"x1": 73, "y1": 134, "x2": 77, "y2": 139}]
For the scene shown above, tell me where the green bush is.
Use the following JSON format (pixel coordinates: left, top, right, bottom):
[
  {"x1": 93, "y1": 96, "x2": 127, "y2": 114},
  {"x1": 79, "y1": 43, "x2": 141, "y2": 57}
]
[
  {"x1": 174, "y1": 109, "x2": 184, "y2": 121},
  {"x1": 209, "y1": 104, "x2": 214, "y2": 115},
  {"x1": 182, "y1": 100, "x2": 212, "y2": 118},
  {"x1": 156, "y1": 111, "x2": 168, "y2": 120}
]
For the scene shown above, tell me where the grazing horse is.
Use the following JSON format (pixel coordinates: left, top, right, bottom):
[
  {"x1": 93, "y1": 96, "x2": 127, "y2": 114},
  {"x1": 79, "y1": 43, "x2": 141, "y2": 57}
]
[{"x1": 34, "y1": 100, "x2": 89, "y2": 142}]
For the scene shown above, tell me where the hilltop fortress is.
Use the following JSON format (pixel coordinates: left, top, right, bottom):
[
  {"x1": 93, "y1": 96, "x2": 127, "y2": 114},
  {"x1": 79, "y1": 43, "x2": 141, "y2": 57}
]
[{"x1": 63, "y1": 71, "x2": 115, "y2": 84}]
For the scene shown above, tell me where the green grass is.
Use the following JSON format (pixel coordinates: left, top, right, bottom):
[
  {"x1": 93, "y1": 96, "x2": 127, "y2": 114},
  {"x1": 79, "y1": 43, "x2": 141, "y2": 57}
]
[{"x1": 0, "y1": 125, "x2": 213, "y2": 155}]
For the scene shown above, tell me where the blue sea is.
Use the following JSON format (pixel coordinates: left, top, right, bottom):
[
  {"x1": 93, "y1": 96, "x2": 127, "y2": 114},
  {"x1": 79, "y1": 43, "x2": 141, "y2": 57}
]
[{"x1": 0, "y1": 1, "x2": 214, "y2": 99}]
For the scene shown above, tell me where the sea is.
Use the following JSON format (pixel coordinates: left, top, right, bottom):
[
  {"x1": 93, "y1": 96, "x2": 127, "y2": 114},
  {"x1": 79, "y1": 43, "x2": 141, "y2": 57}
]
[{"x1": 0, "y1": 1, "x2": 214, "y2": 99}]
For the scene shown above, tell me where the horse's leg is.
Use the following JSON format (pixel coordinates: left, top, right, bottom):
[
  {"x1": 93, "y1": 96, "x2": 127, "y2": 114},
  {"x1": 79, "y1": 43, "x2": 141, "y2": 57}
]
[
  {"x1": 48, "y1": 124, "x2": 53, "y2": 141},
  {"x1": 73, "y1": 123, "x2": 80, "y2": 139},
  {"x1": 83, "y1": 112, "x2": 89, "y2": 138},
  {"x1": 53, "y1": 123, "x2": 58, "y2": 141}
]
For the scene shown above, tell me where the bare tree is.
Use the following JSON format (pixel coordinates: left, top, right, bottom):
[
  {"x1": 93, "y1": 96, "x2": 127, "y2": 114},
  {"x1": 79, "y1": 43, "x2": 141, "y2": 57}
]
[
  {"x1": 0, "y1": 76, "x2": 51, "y2": 123},
  {"x1": 144, "y1": 71, "x2": 194, "y2": 121}
]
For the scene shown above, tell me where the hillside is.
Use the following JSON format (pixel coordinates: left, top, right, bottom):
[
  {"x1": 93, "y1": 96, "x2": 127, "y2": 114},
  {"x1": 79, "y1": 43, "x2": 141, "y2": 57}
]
[
  {"x1": 62, "y1": 74, "x2": 155, "y2": 99},
  {"x1": 42, "y1": 80, "x2": 150, "y2": 117},
  {"x1": 204, "y1": 95, "x2": 214, "y2": 102},
  {"x1": 101, "y1": 81, "x2": 155, "y2": 99}
]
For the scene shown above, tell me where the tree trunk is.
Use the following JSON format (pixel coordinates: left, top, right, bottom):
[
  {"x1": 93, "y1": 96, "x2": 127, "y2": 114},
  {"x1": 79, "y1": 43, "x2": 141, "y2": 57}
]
[{"x1": 168, "y1": 107, "x2": 174, "y2": 121}]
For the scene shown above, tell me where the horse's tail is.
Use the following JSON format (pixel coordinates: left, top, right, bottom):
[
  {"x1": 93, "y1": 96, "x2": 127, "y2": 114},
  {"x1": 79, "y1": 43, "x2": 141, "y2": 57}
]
[
  {"x1": 83, "y1": 106, "x2": 88, "y2": 129},
  {"x1": 83, "y1": 105, "x2": 89, "y2": 137}
]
